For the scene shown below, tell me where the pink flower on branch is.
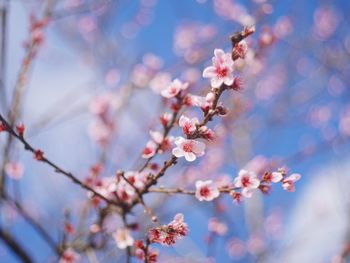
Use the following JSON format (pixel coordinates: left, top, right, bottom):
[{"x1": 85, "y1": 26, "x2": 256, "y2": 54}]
[
  {"x1": 161, "y1": 78, "x2": 189, "y2": 98},
  {"x1": 179, "y1": 115, "x2": 199, "y2": 136},
  {"x1": 142, "y1": 140, "x2": 157, "y2": 158},
  {"x1": 195, "y1": 180, "x2": 220, "y2": 201},
  {"x1": 232, "y1": 40, "x2": 248, "y2": 60},
  {"x1": 262, "y1": 171, "x2": 283, "y2": 183},
  {"x1": 113, "y1": 228, "x2": 134, "y2": 249},
  {"x1": 203, "y1": 49, "x2": 234, "y2": 88},
  {"x1": 234, "y1": 169, "x2": 260, "y2": 198},
  {"x1": 172, "y1": 137, "x2": 205, "y2": 162},
  {"x1": 282, "y1": 173, "x2": 301, "y2": 192},
  {"x1": 149, "y1": 213, "x2": 188, "y2": 246}
]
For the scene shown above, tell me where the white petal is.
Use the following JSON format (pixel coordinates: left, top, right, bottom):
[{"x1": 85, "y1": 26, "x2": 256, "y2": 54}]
[
  {"x1": 214, "y1": 48, "x2": 225, "y2": 58},
  {"x1": 242, "y1": 188, "x2": 253, "y2": 198},
  {"x1": 179, "y1": 115, "x2": 188, "y2": 127},
  {"x1": 193, "y1": 140, "x2": 206, "y2": 154},
  {"x1": 289, "y1": 173, "x2": 301, "y2": 182},
  {"x1": 202, "y1": 66, "x2": 216, "y2": 78},
  {"x1": 211, "y1": 77, "x2": 223, "y2": 88},
  {"x1": 172, "y1": 147, "x2": 184, "y2": 157},
  {"x1": 223, "y1": 75, "x2": 234, "y2": 86},
  {"x1": 271, "y1": 172, "x2": 283, "y2": 183},
  {"x1": 250, "y1": 178, "x2": 260, "y2": 189},
  {"x1": 184, "y1": 152, "x2": 196, "y2": 162}
]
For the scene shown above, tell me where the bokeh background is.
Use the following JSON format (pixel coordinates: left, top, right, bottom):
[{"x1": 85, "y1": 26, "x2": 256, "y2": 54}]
[{"x1": 1, "y1": 0, "x2": 350, "y2": 262}]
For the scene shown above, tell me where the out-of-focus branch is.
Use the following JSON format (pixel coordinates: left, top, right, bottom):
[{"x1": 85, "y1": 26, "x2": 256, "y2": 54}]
[
  {"x1": 0, "y1": 0, "x2": 9, "y2": 111},
  {"x1": 0, "y1": 0, "x2": 55, "y2": 194},
  {"x1": 0, "y1": 226, "x2": 33, "y2": 263}
]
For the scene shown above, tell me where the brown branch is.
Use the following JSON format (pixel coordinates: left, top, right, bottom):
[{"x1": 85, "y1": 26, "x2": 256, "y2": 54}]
[
  {"x1": 0, "y1": 113, "x2": 121, "y2": 209},
  {"x1": 0, "y1": 0, "x2": 56, "y2": 194},
  {"x1": 148, "y1": 186, "x2": 237, "y2": 196},
  {"x1": 138, "y1": 97, "x2": 182, "y2": 173}
]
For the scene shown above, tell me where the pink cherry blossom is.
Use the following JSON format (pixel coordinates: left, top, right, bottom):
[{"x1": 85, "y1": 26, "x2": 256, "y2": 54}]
[
  {"x1": 234, "y1": 169, "x2": 260, "y2": 198},
  {"x1": 124, "y1": 171, "x2": 148, "y2": 190},
  {"x1": 160, "y1": 112, "x2": 172, "y2": 127},
  {"x1": 232, "y1": 40, "x2": 248, "y2": 60},
  {"x1": 198, "y1": 126, "x2": 215, "y2": 140},
  {"x1": 150, "y1": 130, "x2": 174, "y2": 152},
  {"x1": 179, "y1": 115, "x2": 199, "y2": 136},
  {"x1": 5, "y1": 162, "x2": 24, "y2": 180},
  {"x1": 113, "y1": 228, "x2": 134, "y2": 249},
  {"x1": 262, "y1": 171, "x2": 283, "y2": 183},
  {"x1": 149, "y1": 213, "x2": 188, "y2": 246},
  {"x1": 184, "y1": 94, "x2": 211, "y2": 109},
  {"x1": 149, "y1": 72, "x2": 172, "y2": 94},
  {"x1": 142, "y1": 140, "x2": 157, "y2": 158},
  {"x1": 161, "y1": 78, "x2": 189, "y2": 98},
  {"x1": 282, "y1": 173, "x2": 301, "y2": 192},
  {"x1": 59, "y1": 248, "x2": 80, "y2": 263},
  {"x1": 91, "y1": 177, "x2": 118, "y2": 200},
  {"x1": 88, "y1": 121, "x2": 112, "y2": 145},
  {"x1": 172, "y1": 137, "x2": 205, "y2": 162},
  {"x1": 203, "y1": 49, "x2": 234, "y2": 88},
  {"x1": 89, "y1": 94, "x2": 112, "y2": 116},
  {"x1": 195, "y1": 180, "x2": 220, "y2": 201},
  {"x1": 208, "y1": 217, "x2": 228, "y2": 236}
]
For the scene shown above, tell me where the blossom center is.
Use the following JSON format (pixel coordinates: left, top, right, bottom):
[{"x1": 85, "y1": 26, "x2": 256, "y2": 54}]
[
  {"x1": 200, "y1": 186, "x2": 210, "y2": 197},
  {"x1": 182, "y1": 142, "x2": 193, "y2": 152},
  {"x1": 241, "y1": 176, "x2": 251, "y2": 187},
  {"x1": 216, "y1": 67, "x2": 228, "y2": 78}
]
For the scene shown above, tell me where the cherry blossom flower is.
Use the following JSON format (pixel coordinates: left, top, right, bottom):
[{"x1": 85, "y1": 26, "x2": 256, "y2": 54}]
[
  {"x1": 149, "y1": 213, "x2": 188, "y2": 246},
  {"x1": 232, "y1": 40, "x2": 248, "y2": 60},
  {"x1": 282, "y1": 173, "x2": 301, "y2": 192},
  {"x1": 149, "y1": 72, "x2": 171, "y2": 94},
  {"x1": 59, "y1": 248, "x2": 80, "y2": 263},
  {"x1": 208, "y1": 217, "x2": 228, "y2": 236},
  {"x1": 116, "y1": 180, "x2": 137, "y2": 203},
  {"x1": 203, "y1": 49, "x2": 234, "y2": 88},
  {"x1": 135, "y1": 241, "x2": 158, "y2": 263},
  {"x1": 5, "y1": 162, "x2": 24, "y2": 180},
  {"x1": 88, "y1": 121, "x2": 112, "y2": 145},
  {"x1": 198, "y1": 126, "x2": 215, "y2": 141},
  {"x1": 172, "y1": 137, "x2": 205, "y2": 162},
  {"x1": 230, "y1": 191, "x2": 243, "y2": 204},
  {"x1": 149, "y1": 130, "x2": 174, "y2": 152},
  {"x1": 161, "y1": 78, "x2": 189, "y2": 98},
  {"x1": 179, "y1": 115, "x2": 199, "y2": 136},
  {"x1": 226, "y1": 238, "x2": 246, "y2": 259},
  {"x1": 195, "y1": 180, "x2": 220, "y2": 201},
  {"x1": 160, "y1": 112, "x2": 172, "y2": 127},
  {"x1": 184, "y1": 94, "x2": 211, "y2": 109},
  {"x1": 124, "y1": 171, "x2": 148, "y2": 190},
  {"x1": 113, "y1": 228, "x2": 134, "y2": 249},
  {"x1": 262, "y1": 171, "x2": 283, "y2": 183},
  {"x1": 234, "y1": 169, "x2": 260, "y2": 198},
  {"x1": 91, "y1": 177, "x2": 118, "y2": 201},
  {"x1": 142, "y1": 140, "x2": 157, "y2": 158},
  {"x1": 89, "y1": 94, "x2": 112, "y2": 116}
]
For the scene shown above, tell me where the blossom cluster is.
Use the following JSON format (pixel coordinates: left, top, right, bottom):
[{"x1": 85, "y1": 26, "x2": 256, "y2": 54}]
[
  {"x1": 194, "y1": 168, "x2": 302, "y2": 204},
  {"x1": 148, "y1": 213, "x2": 188, "y2": 246},
  {"x1": 85, "y1": 169, "x2": 148, "y2": 206}
]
